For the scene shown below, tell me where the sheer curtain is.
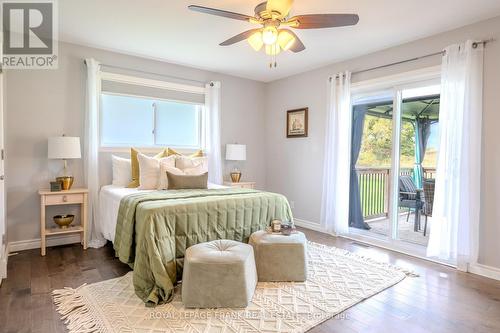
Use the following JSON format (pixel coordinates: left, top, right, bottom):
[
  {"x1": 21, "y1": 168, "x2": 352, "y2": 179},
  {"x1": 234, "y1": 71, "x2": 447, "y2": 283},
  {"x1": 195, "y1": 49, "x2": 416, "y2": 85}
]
[
  {"x1": 84, "y1": 58, "x2": 106, "y2": 248},
  {"x1": 427, "y1": 41, "x2": 484, "y2": 270},
  {"x1": 320, "y1": 72, "x2": 352, "y2": 235},
  {"x1": 414, "y1": 118, "x2": 433, "y2": 188},
  {"x1": 204, "y1": 81, "x2": 223, "y2": 185}
]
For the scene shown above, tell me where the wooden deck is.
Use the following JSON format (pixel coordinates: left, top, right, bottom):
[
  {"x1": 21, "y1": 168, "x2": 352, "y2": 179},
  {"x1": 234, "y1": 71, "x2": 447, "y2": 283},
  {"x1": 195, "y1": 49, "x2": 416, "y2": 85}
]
[{"x1": 366, "y1": 212, "x2": 431, "y2": 246}]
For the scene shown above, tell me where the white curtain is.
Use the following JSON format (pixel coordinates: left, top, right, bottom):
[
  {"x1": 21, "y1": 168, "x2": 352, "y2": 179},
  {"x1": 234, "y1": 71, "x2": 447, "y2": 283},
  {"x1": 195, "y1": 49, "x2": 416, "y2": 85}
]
[
  {"x1": 204, "y1": 81, "x2": 223, "y2": 184},
  {"x1": 427, "y1": 41, "x2": 484, "y2": 270},
  {"x1": 84, "y1": 58, "x2": 106, "y2": 248},
  {"x1": 320, "y1": 72, "x2": 352, "y2": 235}
]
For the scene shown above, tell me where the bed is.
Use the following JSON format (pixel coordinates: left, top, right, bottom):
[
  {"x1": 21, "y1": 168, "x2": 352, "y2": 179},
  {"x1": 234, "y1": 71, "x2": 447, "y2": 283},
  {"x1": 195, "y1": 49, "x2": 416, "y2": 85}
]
[
  {"x1": 99, "y1": 183, "x2": 227, "y2": 242},
  {"x1": 98, "y1": 184, "x2": 293, "y2": 306}
]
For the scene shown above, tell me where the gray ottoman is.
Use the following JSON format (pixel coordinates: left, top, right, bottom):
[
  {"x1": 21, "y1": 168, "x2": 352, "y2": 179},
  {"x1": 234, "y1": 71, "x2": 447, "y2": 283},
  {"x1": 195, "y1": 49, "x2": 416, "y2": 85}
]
[
  {"x1": 181, "y1": 240, "x2": 257, "y2": 308},
  {"x1": 249, "y1": 230, "x2": 307, "y2": 282}
]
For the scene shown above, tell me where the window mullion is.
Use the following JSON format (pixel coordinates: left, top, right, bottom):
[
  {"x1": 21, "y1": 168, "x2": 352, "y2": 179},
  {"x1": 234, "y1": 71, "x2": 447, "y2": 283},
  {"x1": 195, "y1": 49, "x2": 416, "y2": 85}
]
[{"x1": 152, "y1": 101, "x2": 157, "y2": 146}]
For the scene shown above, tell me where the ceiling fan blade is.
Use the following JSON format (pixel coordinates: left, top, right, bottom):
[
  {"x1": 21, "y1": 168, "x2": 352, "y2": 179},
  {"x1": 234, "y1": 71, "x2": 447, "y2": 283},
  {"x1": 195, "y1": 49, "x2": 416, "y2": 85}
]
[
  {"x1": 266, "y1": 0, "x2": 294, "y2": 18},
  {"x1": 283, "y1": 30, "x2": 305, "y2": 52},
  {"x1": 220, "y1": 29, "x2": 261, "y2": 46},
  {"x1": 188, "y1": 5, "x2": 254, "y2": 22},
  {"x1": 289, "y1": 14, "x2": 359, "y2": 29}
]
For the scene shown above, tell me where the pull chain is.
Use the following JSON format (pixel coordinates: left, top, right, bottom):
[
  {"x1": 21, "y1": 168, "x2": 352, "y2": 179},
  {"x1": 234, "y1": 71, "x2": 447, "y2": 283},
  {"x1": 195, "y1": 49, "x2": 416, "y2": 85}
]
[{"x1": 268, "y1": 49, "x2": 278, "y2": 69}]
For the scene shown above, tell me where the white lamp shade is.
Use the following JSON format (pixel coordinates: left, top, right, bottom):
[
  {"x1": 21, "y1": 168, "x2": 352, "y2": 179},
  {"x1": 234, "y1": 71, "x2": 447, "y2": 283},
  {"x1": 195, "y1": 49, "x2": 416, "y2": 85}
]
[
  {"x1": 48, "y1": 136, "x2": 82, "y2": 159},
  {"x1": 225, "y1": 144, "x2": 246, "y2": 161}
]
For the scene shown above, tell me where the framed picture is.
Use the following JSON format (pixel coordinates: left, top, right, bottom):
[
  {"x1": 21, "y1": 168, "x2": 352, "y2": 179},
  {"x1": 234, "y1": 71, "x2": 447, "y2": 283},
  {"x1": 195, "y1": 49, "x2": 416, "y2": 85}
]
[{"x1": 287, "y1": 108, "x2": 308, "y2": 138}]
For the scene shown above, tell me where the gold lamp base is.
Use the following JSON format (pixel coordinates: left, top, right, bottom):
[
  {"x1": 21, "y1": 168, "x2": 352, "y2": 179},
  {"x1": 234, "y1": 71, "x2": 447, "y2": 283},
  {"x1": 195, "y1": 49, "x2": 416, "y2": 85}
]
[
  {"x1": 56, "y1": 176, "x2": 74, "y2": 190},
  {"x1": 230, "y1": 172, "x2": 242, "y2": 183}
]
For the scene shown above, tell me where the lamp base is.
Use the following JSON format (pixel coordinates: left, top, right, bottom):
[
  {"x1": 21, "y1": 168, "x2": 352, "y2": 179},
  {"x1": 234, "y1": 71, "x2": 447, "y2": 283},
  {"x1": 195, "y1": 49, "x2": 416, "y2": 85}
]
[
  {"x1": 230, "y1": 172, "x2": 242, "y2": 183},
  {"x1": 56, "y1": 176, "x2": 74, "y2": 190}
]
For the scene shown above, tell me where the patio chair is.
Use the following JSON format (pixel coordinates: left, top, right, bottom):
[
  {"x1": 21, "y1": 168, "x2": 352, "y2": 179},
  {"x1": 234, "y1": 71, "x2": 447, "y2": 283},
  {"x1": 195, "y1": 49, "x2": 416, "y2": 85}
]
[
  {"x1": 399, "y1": 175, "x2": 423, "y2": 232},
  {"x1": 422, "y1": 179, "x2": 435, "y2": 236}
]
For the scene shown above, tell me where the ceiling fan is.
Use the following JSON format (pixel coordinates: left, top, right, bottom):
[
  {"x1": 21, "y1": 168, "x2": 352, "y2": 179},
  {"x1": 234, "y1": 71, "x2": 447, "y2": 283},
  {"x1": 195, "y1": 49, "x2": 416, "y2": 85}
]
[{"x1": 188, "y1": 0, "x2": 359, "y2": 67}]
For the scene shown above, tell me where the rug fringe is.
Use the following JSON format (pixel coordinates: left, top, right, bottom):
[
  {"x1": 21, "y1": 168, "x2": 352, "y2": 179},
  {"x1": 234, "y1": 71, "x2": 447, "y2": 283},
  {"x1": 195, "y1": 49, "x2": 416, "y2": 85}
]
[
  {"x1": 52, "y1": 284, "x2": 102, "y2": 333},
  {"x1": 308, "y1": 241, "x2": 420, "y2": 277}
]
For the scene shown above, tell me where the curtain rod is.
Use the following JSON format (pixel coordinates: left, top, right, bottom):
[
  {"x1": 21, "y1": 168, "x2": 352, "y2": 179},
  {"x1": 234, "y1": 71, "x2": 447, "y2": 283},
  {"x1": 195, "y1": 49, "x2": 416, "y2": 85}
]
[
  {"x1": 330, "y1": 38, "x2": 494, "y2": 80},
  {"x1": 83, "y1": 60, "x2": 210, "y2": 86}
]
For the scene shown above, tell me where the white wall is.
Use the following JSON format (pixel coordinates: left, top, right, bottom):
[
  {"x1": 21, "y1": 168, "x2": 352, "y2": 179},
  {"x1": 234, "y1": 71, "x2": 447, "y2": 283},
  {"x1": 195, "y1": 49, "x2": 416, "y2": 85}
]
[
  {"x1": 264, "y1": 16, "x2": 500, "y2": 269},
  {"x1": 5, "y1": 41, "x2": 267, "y2": 243}
]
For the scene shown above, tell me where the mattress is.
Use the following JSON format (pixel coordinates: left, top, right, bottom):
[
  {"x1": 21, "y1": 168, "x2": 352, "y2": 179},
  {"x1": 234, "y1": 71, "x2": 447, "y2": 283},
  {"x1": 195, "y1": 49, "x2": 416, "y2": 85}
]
[{"x1": 99, "y1": 183, "x2": 228, "y2": 242}]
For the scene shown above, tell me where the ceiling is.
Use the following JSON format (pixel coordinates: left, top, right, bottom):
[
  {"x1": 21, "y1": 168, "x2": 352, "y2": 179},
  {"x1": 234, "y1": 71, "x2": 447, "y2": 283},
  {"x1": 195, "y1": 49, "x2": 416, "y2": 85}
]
[{"x1": 58, "y1": 0, "x2": 500, "y2": 82}]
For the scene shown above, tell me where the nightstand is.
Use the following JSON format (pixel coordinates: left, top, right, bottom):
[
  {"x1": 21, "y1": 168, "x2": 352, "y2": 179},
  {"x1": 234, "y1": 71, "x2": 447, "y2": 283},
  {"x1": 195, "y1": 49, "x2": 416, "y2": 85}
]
[
  {"x1": 38, "y1": 188, "x2": 88, "y2": 256},
  {"x1": 223, "y1": 181, "x2": 256, "y2": 189}
]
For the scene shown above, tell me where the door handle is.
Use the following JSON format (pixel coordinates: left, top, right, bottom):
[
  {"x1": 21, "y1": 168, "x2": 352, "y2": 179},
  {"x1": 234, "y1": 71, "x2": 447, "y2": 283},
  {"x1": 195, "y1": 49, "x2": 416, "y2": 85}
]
[{"x1": 0, "y1": 175, "x2": 4, "y2": 180}]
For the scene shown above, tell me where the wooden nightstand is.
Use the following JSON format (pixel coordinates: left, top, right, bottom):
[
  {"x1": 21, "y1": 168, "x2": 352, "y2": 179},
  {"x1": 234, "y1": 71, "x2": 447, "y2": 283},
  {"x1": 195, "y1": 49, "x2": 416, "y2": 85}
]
[
  {"x1": 38, "y1": 188, "x2": 88, "y2": 256},
  {"x1": 223, "y1": 181, "x2": 256, "y2": 189}
]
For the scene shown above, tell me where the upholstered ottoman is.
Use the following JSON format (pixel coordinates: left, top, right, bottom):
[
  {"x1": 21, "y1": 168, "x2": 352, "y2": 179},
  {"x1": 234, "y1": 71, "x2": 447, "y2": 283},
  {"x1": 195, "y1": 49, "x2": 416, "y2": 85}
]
[
  {"x1": 181, "y1": 240, "x2": 257, "y2": 308},
  {"x1": 249, "y1": 230, "x2": 307, "y2": 282}
]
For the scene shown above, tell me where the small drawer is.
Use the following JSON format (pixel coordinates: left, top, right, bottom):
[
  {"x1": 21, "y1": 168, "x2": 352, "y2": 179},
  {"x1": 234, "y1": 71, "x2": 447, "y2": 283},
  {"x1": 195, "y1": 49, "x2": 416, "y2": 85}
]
[{"x1": 45, "y1": 193, "x2": 84, "y2": 205}]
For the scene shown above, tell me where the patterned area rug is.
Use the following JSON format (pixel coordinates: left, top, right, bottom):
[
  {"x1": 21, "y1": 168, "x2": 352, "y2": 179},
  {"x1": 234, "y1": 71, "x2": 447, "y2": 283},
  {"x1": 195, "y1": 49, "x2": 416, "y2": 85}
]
[{"x1": 53, "y1": 242, "x2": 412, "y2": 333}]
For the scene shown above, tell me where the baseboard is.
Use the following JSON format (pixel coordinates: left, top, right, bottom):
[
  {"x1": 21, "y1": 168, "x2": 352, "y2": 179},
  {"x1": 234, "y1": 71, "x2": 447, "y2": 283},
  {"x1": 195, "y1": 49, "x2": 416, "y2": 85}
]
[
  {"x1": 469, "y1": 263, "x2": 500, "y2": 281},
  {"x1": 294, "y1": 218, "x2": 327, "y2": 233},
  {"x1": 0, "y1": 243, "x2": 7, "y2": 281},
  {"x1": 8, "y1": 234, "x2": 82, "y2": 253}
]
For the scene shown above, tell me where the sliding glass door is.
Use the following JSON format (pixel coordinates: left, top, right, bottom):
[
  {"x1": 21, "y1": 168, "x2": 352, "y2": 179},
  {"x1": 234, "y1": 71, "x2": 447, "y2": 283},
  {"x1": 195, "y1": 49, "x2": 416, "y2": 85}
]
[
  {"x1": 349, "y1": 91, "x2": 394, "y2": 239},
  {"x1": 396, "y1": 85, "x2": 440, "y2": 248},
  {"x1": 349, "y1": 79, "x2": 440, "y2": 257}
]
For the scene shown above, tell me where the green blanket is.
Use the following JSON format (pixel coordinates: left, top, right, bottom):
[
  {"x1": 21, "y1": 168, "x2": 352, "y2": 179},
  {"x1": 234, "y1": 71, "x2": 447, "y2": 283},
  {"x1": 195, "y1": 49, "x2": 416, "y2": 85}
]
[{"x1": 113, "y1": 188, "x2": 293, "y2": 306}]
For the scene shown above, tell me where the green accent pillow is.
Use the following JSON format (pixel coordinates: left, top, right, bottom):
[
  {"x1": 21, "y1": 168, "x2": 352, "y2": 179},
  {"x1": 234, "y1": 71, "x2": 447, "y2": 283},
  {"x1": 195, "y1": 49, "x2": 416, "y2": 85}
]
[{"x1": 166, "y1": 172, "x2": 208, "y2": 190}]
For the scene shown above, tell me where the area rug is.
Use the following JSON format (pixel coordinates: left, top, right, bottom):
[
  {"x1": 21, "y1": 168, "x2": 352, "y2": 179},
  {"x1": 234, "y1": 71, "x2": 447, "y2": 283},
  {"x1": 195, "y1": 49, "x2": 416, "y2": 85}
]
[{"x1": 53, "y1": 242, "x2": 414, "y2": 333}]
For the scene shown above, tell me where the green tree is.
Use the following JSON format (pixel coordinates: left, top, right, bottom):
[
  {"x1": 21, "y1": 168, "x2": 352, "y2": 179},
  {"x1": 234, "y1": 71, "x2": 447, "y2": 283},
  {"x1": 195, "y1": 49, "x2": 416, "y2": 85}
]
[{"x1": 357, "y1": 115, "x2": 416, "y2": 168}]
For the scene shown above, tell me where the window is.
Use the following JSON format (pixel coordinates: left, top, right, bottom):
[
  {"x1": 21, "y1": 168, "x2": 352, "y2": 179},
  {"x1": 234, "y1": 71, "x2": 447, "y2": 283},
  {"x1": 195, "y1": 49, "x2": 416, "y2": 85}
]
[{"x1": 100, "y1": 93, "x2": 203, "y2": 149}]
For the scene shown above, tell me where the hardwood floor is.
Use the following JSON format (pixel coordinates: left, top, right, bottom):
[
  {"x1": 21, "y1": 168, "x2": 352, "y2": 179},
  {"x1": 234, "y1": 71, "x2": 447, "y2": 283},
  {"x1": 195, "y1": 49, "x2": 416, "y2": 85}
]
[{"x1": 1, "y1": 228, "x2": 500, "y2": 333}]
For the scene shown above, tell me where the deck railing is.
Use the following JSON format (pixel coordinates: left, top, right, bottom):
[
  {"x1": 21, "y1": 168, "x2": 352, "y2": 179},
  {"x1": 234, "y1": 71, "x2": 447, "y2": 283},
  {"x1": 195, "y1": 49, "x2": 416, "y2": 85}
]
[
  {"x1": 423, "y1": 168, "x2": 436, "y2": 179},
  {"x1": 356, "y1": 167, "x2": 436, "y2": 219}
]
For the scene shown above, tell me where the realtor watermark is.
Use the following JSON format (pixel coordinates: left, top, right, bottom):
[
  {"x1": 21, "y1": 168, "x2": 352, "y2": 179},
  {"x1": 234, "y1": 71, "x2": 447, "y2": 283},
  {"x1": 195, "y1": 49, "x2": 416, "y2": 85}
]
[
  {"x1": 1, "y1": 0, "x2": 58, "y2": 69},
  {"x1": 148, "y1": 310, "x2": 350, "y2": 321}
]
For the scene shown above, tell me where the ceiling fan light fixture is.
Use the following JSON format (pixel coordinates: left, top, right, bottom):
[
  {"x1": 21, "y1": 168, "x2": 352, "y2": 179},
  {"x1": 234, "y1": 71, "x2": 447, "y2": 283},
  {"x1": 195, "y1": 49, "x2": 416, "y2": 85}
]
[
  {"x1": 265, "y1": 43, "x2": 281, "y2": 56},
  {"x1": 262, "y1": 26, "x2": 278, "y2": 45},
  {"x1": 248, "y1": 31, "x2": 264, "y2": 51},
  {"x1": 277, "y1": 30, "x2": 296, "y2": 51},
  {"x1": 188, "y1": 2, "x2": 360, "y2": 67}
]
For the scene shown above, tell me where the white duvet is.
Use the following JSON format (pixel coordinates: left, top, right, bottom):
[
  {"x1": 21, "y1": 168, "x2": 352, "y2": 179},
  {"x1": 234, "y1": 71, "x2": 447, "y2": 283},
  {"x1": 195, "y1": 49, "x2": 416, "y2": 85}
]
[{"x1": 99, "y1": 183, "x2": 228, "y2": 242}]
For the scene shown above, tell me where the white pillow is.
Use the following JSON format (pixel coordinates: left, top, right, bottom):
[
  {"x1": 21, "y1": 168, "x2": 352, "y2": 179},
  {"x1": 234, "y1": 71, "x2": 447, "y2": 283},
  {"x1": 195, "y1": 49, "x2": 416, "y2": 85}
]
[
  {"x1": 175, "y1": 156, "x2": 208, "y2": 171},
  {"x1": 158, "y1": 164, "x2": 206, "y2": 190},
  {"x1": 157, "y1": 158, "x2": 180, "y2": 190},
  {"x1": 111, "y1": 155, "x2": 131, "y2": 186},
  {"x1": 137, "y1": 153, "x2": 176, "y2": 190}
]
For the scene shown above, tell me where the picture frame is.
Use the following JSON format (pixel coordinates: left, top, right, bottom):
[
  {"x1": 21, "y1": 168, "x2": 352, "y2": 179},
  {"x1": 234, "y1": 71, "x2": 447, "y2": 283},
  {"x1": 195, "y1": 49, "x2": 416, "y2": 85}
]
[{"x1": 286, "y1": 107, "x2": 308, "y2": 138}]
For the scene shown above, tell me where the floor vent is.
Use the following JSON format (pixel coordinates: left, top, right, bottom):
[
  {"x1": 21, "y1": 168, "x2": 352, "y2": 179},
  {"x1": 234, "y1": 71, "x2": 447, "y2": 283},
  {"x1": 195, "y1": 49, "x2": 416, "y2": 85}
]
[{"x1": 350, "y1": 241, "x2": 370, "y2": 248}]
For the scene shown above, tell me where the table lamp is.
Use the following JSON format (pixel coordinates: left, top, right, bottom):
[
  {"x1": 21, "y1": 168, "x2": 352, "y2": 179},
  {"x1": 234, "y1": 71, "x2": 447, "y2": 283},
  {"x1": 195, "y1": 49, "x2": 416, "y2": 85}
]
[
  {"x1": 225, "y1": 144, "x2": 246, "y2": 183},
  {"x1": 48, "y1": 136, "x2": 81, "y2": 190}
]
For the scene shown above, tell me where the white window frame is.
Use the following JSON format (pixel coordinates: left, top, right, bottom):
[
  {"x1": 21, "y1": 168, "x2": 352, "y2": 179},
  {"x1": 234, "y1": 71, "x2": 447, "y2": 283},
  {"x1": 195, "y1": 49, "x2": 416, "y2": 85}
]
[
  {"x1": 98, "y1": 72, "x2": 206, "y2": 153},
  {"x1": 351, "y1": 66, "x2": 441, "y2": 96}
]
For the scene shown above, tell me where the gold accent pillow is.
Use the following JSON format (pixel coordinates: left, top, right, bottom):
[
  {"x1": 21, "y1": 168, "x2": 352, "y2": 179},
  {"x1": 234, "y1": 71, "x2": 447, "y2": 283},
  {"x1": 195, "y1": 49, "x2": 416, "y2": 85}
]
[
  {"x1": 166, "y1": 148, "x2": 204, "y2": 158},
  {"x1": 166, "y1": 171, "x2": 208, "y2": 190},
  {"x1": 127, "y1": 148, "x2": 166, "y2": 188}
]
